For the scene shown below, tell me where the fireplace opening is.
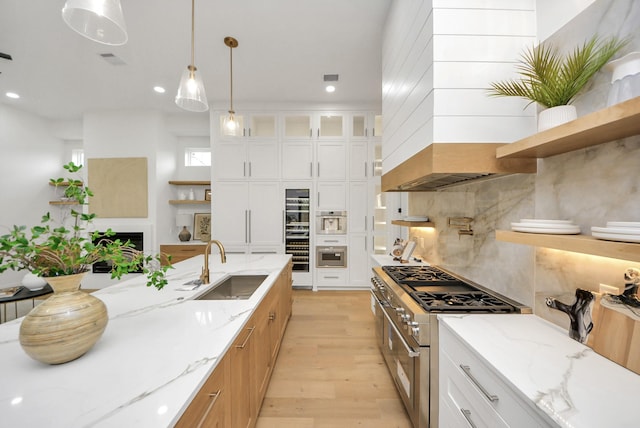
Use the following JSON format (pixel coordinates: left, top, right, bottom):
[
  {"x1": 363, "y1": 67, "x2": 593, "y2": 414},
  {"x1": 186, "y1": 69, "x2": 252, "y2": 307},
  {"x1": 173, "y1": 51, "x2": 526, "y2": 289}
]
[{"x1": 92, "y1": 232, "x2": 144, "y2": 274}]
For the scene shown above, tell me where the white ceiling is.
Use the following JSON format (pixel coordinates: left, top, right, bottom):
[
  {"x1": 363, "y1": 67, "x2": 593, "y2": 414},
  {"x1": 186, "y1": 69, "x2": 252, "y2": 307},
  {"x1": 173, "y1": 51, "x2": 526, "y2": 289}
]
[{"x1": 0, "y1": 0, "x2": 390, "y2": 121}]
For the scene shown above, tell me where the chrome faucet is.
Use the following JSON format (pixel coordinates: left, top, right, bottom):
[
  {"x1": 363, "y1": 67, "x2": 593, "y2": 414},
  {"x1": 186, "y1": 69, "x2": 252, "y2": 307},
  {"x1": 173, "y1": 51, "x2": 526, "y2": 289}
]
[{"x1": 200, "y1": 240, "x2": 227, "y2": 284}]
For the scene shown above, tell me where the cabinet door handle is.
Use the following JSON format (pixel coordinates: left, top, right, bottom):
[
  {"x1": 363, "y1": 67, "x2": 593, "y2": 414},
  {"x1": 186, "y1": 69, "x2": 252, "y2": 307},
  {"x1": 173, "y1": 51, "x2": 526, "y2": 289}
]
[
  {"x1": 317, "y1": 162, "x2": 320, "y2": 177},
  {"x1": 269, "y1": 312, "x2": 276, "y2": 321},
  {"x1": 235, "y1": 326, "x2": 255, "y2": 349},
  {"x1": 309, "y1": 128, "x2": 312, "y2": 138},
  {"x1": 365, "y1": 128, "x2": 368, "y2": 137},
  {"x1": 372, "y1": 215, "x2": 375, "y2": 232},
  {"x1": 317, "y1": 191, "x2": 320, "y2": 208},
  {"x1": 248, "y1": 210, "x2": 252, "y2": 243},
  {"x1": 245, "y1": 210, "x2": 249, "y2": 243},
  {"x1": 460, "y1": 408, "x2": 478, "y2": 428},
  {"x1": 364, "y1": 162, "x2": 367, "y2": 177},
  {"x1": 310, "y1": 162, "x2": 313, "y2": 177},
  {"x1": 317, "y1": 128, "x2": 319, "y2": 138},
  {"x1": 243, "y1": 161, "x2": 247, "y2": 177},
  {"x1": 364, "y1": 236, "x2": 367, "y2": 251},
  {"x1": 248, "y1": 162, "x2": 252, "y2": 177},
  {"x1": 195, "y1": 389, "x2": 222, "y2": 428},
  {"x1": 247, "y1": 127, "x2": 251, "y2": 137},
  {"x1": 460, "y1": 365, "x2": 499, "y2": 402}
]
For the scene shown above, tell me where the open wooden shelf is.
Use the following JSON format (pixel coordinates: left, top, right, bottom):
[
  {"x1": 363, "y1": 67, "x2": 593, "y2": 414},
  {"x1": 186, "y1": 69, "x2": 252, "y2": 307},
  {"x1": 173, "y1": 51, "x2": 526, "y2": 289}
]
[
  {"x1": 496, "y1": 230, "x2": 640, "y2": 263},
  {"x1": 168, "y1": 180, "x2": 211, "y2": 186},
  {"x1": 392, "y1": 220, "x2": 435, "y2": 227},
  {"x1": 168, "y1": 200, "x2": 210, "y2": 205},
  {"x1": 496, "y1": 96, "x2": 640, "y2": 159}
]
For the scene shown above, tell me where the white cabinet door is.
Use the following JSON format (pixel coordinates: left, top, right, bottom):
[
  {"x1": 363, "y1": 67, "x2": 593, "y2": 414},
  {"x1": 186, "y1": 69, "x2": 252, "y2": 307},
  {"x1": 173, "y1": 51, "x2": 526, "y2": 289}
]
[
  {"x1": 247, "y1": 142, "x2": 279, "y2": 179},
  {"x1": 349, "y1": 234, "x2": 369, "y2": 287},
  {"x1": 316, "y1": 142, "x2": 346, "y2": 180},
  {"x1": 349, "y1": 142, "x2": 369, "y2": 180},
  {"x1": 282, "y1": 142, "x2": 313, "y2": 179},
  {"x1": 248, "y1": 182, "x2": 282, "y2": 247},
  {"x1": 212, "y1": 182, "x2": 248, "y2": 249},
  {"x1": 213, "y1": 142, "x2": 247, "y2": 180},
  {"x1": 349, "y1": 182, "x2": 368, "y2": 234},
  {"x1": 317, "y1": 182, "x2": 346, "y2": 211}
]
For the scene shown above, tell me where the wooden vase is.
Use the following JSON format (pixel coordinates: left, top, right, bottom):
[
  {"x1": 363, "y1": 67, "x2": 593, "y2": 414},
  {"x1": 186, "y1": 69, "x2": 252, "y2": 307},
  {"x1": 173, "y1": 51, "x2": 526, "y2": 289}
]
[{"x1": 19, "y1": 272, "x2": 108, "y2": 365}]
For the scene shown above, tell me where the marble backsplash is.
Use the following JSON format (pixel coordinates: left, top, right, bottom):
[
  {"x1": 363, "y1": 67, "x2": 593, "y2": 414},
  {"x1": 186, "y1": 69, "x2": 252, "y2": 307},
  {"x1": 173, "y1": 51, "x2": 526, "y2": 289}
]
[{"x1": 408, "y1": 0, "x2": 640, "y2": 329}]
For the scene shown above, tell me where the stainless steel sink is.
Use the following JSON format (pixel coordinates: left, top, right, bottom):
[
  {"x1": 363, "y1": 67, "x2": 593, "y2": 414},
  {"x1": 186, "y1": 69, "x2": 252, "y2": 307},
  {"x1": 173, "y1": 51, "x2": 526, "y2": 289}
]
[{"x1": 195, "y1": 275, "x2": 268, "y2": 300}]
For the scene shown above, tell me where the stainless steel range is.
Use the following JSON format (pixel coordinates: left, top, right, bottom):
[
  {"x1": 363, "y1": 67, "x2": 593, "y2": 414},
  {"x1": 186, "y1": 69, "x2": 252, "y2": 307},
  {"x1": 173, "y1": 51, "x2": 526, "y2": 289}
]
[{"x1": 370, "y1": 265, "x2": 531, "y2": 428}]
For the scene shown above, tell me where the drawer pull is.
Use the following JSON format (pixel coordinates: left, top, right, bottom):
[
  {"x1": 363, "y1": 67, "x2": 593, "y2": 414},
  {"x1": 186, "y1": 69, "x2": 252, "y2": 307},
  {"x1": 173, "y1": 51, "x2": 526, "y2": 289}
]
[
  {"x1": 460, "y1": 364, "x2": 499, "y2": 402},
  {"x1": 235, "y1": 326, "x2": 255, "y2": 349},
  {"x1": 196, "y1": 389, "x2": 222, "y2": 428},
  {"x1": 460, "y1": 408, "x2": 478, "y2": 428}
]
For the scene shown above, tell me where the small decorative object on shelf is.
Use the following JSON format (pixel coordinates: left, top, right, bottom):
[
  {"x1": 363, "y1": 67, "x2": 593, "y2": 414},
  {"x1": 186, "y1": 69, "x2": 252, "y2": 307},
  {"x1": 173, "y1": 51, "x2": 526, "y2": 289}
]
[
  {"x1": 176, "y1": 213, "x2": 193, "y2": 242},
  {"x1": 606, "y1": 52, "x2": 640, "y2": 107},
  {"x1": 188, "y1": 188, "x2": 195, "y2": 200},
  {"x1": 488, "y1": 35, "x2": 628, "y2": 131},
  {"x1": 204, "y1": 188, "x2": 211, "y2": 201}
]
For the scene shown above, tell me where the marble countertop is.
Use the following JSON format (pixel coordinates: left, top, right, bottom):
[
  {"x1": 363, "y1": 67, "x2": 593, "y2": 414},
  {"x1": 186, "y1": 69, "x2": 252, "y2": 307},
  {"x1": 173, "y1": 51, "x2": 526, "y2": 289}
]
[
  {"x1": 439, "y1": 314, "x2": 640, "y2": 428},
  {"x1": 0, "y1": 254, "x2": 291, "y2": 427}
]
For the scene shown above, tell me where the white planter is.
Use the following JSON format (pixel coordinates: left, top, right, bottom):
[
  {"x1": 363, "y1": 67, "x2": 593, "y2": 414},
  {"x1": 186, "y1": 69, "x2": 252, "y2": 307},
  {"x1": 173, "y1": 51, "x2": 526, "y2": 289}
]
[{"x1": 537, "y1": 105, "x2": 577, "y2": 132}]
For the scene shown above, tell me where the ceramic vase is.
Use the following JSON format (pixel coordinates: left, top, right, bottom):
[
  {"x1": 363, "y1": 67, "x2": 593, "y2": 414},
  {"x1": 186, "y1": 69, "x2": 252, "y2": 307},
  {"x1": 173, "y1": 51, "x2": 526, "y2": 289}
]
[
  {"x1": 19, "y1": 271, "x2": 108, "y2": 365},
  {"x1": 537, "y1": 105, "x2": 577, "y2": 132}
]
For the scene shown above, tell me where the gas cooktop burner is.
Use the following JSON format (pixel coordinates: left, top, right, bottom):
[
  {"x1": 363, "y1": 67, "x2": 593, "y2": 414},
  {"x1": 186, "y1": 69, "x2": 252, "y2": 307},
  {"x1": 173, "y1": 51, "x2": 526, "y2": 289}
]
[
  {"x1": 382, "y1": 265, "x2": 462, "y2": 286},
  {"x1": 411, "y1": 290, "x2": 515, "y2": 313}
]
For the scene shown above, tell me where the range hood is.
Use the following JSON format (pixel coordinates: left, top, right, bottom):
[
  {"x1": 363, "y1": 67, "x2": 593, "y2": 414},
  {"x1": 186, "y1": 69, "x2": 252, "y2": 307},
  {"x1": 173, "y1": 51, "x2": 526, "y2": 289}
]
[{"x1": 381, "y1": 143, "x2": 536, "y2": 192}]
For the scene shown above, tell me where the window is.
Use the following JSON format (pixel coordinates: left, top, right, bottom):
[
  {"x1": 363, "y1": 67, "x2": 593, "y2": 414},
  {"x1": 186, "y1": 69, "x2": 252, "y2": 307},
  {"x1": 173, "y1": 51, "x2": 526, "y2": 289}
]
[
  {"x1": 71, "y1": 149, "x2": 84, "y2": 166},
  {"x1": 185, "y1": 148, "x2": 211, "y2": 166}
]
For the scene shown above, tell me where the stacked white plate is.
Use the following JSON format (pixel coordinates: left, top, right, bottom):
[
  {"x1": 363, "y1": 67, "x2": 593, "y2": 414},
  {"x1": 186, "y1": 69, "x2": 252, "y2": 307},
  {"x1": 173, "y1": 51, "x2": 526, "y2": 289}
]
[
  {"x1": 511, "y1": 219, "x2": 580, "y2": 234},
  {"x1": 592, "y1": 222, "x2": 640, "y2": 243},
  {"x1": 403, "y1": 216, "x2": 429, "y2": 222}
]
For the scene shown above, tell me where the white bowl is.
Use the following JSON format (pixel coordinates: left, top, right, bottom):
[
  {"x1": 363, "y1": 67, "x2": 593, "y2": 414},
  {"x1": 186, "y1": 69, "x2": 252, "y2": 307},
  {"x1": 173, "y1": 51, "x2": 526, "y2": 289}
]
[
  {"x1": 606, "y1": 221, "x2": 640, "y2": 229},
  {"x1": 592, "y1": 226, "x2": 640, "y2": 235},
  {"x1": 520, "y1": 219, "x2": 574, "y2": 224},
  {"x1": 21, "y1": 273, "x2": 47, "y2": 291}
]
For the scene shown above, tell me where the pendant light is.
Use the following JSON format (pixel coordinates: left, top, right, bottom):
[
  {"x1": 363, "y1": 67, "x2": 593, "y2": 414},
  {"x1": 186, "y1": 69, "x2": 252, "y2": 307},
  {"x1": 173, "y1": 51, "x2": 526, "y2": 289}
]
[
  {"x1": 175, "y1": 0, "x2": 208, "y2": 112},
  {"x1": 222, "y1": 37, "x2": 240, "y2": 136},
  {"x1": 62, "y1": 0, "x2": 128, "y2": 46}
]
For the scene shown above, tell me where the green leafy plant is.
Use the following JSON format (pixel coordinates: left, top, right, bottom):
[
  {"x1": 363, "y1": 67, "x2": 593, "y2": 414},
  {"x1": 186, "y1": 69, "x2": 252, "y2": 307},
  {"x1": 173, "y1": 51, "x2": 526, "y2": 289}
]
[
  {"x1": 488, "y1": 35, "x2": 628, "y2": 108},
  {"x1": 0, "y1": 162, "x2": 171, "y2": 290}
]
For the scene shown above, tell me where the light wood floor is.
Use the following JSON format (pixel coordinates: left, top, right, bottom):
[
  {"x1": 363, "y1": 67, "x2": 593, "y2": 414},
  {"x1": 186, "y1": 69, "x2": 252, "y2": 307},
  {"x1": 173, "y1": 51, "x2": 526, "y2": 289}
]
[{"x1": 256, "y1": 290, "x2": 413, "y2": 428}]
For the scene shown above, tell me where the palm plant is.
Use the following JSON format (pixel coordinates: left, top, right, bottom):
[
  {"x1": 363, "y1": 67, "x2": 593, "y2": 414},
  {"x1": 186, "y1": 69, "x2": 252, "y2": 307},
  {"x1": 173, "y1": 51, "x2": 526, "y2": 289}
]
[{"x1": 489, "y1": 35, "x2": 628, "y2": 108}]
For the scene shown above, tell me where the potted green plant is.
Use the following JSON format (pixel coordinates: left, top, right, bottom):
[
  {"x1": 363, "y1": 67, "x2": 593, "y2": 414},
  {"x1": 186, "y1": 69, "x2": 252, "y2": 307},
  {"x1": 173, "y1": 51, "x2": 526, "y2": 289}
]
[
  {"x1": 488, "y1": 35, "x2": 628, "y2": 131},
  {"x1": 0, "y1": 162, "x2": 171, "y2": 364}
]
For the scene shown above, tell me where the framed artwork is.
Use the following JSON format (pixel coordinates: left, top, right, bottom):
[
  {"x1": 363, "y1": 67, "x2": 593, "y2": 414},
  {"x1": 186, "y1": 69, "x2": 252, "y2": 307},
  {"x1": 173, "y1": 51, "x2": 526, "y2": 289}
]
[
  {"x1": 204, "y1": 189, "x2": 212, "y2": 201},
  {"x1": 193, "y1": 213, "x2": 211, "y2": 240}
]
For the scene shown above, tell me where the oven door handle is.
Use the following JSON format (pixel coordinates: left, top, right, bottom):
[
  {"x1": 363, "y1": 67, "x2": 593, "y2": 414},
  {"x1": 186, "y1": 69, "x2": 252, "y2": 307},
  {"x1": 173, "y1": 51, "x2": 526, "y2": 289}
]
[
  {"x1": 369, "y1": 290, "x2": 390, "y2": 308},
  {"x1": 381, "y1": 305, "x2": 420, "y2": 358}
]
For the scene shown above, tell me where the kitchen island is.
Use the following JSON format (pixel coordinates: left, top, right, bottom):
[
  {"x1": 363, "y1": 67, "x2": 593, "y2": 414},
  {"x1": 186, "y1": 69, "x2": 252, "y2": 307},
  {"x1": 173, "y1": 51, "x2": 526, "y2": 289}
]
[{"x1": 0, "y1": 253, "x2": 292, "y2": 427}]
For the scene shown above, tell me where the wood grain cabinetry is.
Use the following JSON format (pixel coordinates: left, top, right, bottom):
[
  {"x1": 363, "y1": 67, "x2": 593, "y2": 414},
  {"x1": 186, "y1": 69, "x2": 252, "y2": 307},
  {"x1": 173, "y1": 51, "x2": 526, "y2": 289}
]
[
  {"x1": 159, "y1": 244, "x2": 207, "y2": 265},
  {"x1": 176, "y1": 262, "x2": 292, "y2": 427},
  {"x1": 175, "y1": 354, "x2": 229, "y2": 428}
]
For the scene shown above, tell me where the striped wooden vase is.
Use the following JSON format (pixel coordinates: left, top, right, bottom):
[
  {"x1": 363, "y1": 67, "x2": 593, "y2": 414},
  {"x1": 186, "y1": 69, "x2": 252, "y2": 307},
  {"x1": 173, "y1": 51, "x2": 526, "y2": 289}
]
[{"x1": 19, "y1": 271, "x2": 108, "y2": 365}]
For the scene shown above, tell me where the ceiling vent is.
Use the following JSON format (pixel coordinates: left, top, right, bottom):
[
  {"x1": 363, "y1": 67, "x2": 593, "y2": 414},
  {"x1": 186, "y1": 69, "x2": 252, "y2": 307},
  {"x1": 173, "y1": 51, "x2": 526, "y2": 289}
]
[
  {"x1": 323, "y1": 74, "x2": 339, "y2": 82},
  {"x1": 99, "y1": 53, "x2": 126, "y2": 66}
]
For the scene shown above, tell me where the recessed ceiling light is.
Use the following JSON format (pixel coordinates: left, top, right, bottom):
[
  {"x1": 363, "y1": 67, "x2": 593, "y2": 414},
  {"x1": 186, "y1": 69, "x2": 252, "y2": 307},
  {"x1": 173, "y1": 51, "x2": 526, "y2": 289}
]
[
  {"x1": 153, "y1": 86, "x2": 166, "y2": 94},
  {"x1": 6, "y1": 92, "x2": 20, "y2": 99},
  {"x1": 325, "y1": 85, "x2": 336, "y2": 93}
]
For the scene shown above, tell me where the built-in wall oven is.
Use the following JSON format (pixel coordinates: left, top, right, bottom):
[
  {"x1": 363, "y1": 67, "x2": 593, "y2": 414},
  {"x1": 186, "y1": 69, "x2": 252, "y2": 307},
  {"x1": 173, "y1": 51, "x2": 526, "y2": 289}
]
[
  {"x1": 370, "y1": 265, "x2": 530, "y2": 428},
  {"x1": 316, "y1": 246, "x2": 347, "y2": 268}
]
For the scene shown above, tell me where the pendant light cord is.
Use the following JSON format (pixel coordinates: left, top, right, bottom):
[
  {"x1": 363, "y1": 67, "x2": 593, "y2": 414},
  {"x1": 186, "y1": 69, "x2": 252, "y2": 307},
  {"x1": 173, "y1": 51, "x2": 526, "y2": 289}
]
[
  {"x1": 190, "y1": 0, "x2": 195, "y2": 73},
  {"x1": 229, "y1": 43, "x2": 234, "y2": 112}
]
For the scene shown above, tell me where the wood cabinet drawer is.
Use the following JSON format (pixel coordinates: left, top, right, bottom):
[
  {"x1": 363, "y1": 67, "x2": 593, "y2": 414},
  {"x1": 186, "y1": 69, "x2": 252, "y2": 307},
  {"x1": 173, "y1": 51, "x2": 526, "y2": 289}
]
[
  {"x1": 160, "y1": 244, "x2": 207, "y2": 265},
  {"x1": 440, "y1": 324, "x2": 552, "y2": 428}
]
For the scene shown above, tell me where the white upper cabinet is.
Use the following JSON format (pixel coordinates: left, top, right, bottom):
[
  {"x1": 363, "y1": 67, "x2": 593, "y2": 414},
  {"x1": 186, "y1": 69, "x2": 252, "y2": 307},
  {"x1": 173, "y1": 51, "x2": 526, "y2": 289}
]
[
  {"x1": 282, "y1": 142, "x2": 314, "y2": 180},
  {"x1": 349, "y1": 142, "x2": 369, "y2": 181},
  {"x1": 316, "y1": 142, "x2": 346, "y2": 180},
  {"x1": 214, "y1": 141, "x2": 279, "y2": 180},
  {"x1": 283, "y1": 113, "x2": 345, "y2": 140}
]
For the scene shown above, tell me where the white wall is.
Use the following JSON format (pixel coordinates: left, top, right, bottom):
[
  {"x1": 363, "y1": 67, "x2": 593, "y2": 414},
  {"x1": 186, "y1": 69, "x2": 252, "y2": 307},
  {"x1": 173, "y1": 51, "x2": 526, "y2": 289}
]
[
  {"x1": 0, "y1": 105, "x2": 64, "y2": 287},
  {"x1": 536, "y1": 0, "x2": 597, "y2": 42}
]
